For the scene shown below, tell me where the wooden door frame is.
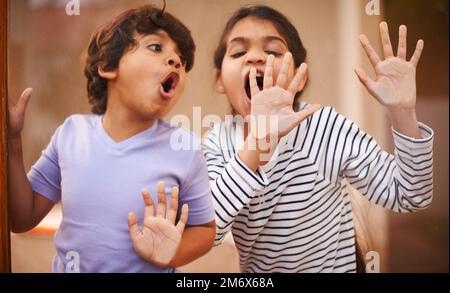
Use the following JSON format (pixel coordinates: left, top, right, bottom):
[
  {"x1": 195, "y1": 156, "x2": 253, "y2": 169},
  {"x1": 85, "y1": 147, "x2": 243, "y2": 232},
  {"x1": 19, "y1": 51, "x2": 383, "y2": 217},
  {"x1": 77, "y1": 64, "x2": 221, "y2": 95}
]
[{"x1": 0, "y1": 0, "x2": 11, "y2": 273}]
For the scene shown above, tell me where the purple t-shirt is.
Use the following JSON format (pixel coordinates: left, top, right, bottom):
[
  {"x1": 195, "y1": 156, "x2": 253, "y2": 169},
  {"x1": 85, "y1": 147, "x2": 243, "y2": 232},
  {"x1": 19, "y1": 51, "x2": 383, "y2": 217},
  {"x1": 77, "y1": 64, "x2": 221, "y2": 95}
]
[{"x1": 28, "y1": 114, "x2": 215, "y2": 273}]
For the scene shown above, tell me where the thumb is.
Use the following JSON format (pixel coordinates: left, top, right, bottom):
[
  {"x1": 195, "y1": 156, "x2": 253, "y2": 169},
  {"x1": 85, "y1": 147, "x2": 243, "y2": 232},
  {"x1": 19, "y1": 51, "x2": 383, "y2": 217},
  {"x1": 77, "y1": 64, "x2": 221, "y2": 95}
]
[
  {"x1": 128, "y1": 212, "x2": 141, "y2": 240},
  {"x1": 354, "y1": 68, "x2": 381, "y2": 102},
  {"x1": 293, "y1": 103, "x2": 322, "y2": 125},
  {"x1": 15, "y1": 88, "x2": 33, "y2": 114}
]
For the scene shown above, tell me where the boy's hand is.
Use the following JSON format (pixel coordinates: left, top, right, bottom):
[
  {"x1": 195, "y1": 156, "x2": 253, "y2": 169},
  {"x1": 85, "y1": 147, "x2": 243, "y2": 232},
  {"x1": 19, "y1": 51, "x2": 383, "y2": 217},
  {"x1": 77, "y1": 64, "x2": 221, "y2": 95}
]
[
  {"x1": 7, "y1": 88, "x2": 33, "y2": 138},
  {"x1": 355, "y1": 22, "x2": 424, "y2": 112},
  {"x1": 249, "y1": 52, "x2": 321, "y2": 142},
  {"x1": 128, "y1": 181, "x2": 188, "y2": 268}
]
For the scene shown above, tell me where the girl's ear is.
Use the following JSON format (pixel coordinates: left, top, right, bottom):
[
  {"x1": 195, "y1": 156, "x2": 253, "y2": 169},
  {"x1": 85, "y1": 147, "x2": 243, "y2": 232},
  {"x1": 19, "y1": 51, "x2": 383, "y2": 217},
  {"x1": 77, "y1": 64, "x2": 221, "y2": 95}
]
[
  {"x1": 214, "y1": 69, "x2": 225, "y2": 94},
  {"x1": 298, "y1": 72, "x2": 308, "y2": 92},
  {"x1": 98, "y1": 64, "x2": 117, "y2": 80}
]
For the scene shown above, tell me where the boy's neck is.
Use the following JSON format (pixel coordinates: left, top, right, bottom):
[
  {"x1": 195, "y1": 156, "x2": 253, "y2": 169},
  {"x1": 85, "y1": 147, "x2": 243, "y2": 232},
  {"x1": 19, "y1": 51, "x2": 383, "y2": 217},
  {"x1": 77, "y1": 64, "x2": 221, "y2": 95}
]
[{"x1": 102, "y1": 108, "x2": 156, "y2": 143}]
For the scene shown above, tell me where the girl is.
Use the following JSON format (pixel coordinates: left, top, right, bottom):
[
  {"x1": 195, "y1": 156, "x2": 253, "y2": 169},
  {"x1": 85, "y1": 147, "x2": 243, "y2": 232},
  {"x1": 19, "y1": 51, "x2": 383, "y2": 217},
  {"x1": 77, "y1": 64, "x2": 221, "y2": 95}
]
[{"x1": 202, "y1": 5, "x2": 434, "y2": 273}]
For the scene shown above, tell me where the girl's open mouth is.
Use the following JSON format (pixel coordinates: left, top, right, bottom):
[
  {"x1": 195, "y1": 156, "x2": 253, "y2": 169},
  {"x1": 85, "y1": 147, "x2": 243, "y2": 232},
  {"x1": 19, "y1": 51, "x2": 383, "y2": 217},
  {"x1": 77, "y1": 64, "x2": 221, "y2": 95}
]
[
  {"x1": 160, "y1": 72, "x2": 180, "y2": 99},
  {"x1": 244, "y1": 72, "x2": 264, "y2": 100}
]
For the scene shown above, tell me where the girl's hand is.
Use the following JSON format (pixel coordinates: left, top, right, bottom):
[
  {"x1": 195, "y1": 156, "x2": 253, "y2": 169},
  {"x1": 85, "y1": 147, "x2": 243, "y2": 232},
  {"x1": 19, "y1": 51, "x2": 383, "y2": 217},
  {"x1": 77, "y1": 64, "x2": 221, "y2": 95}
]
[
  {"x1": 355, "y1": 22, "x2": 424, "y2": 112},
  {"x1": 128, "y1": 181, "x2": 188, "y2": 268},
  {"x1": 249, "y1": 52, "x2": 321, "y2": 143},
  {"x1": 8, "y1": 88, "x2": 33, "y2": 138}
]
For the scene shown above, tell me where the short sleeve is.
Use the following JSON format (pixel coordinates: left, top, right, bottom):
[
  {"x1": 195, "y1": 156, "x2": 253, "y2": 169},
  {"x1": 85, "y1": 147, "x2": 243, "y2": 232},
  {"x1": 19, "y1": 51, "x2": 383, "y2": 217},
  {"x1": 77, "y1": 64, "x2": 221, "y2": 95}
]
[{"x1": 27, "y1": 126, "x2": 62, "y2": 203}]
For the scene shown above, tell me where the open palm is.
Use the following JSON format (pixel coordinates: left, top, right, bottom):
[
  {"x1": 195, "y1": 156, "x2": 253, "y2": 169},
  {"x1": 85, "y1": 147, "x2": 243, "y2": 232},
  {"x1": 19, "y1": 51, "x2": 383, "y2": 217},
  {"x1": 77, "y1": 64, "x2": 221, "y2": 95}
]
[
  {"x1": 356, "y1": 22, "x2": 424, "y2": 110},
  {"x1": 128, "y1": 181, "x2": 188, "y2": 267},
  {"x1": 249, "y1": 53, "x2": 321, "y2": 141}
]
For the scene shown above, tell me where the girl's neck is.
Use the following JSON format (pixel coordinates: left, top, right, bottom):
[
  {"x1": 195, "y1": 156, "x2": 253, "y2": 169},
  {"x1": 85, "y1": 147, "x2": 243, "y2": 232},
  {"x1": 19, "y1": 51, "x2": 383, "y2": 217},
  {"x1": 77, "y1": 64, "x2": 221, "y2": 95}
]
[
  {"x1": 102, "y1": 106, "x2": 155, "y2": 143},
  {"x1": 243, "y1": 123, "x2": 249, "y2": 139}
]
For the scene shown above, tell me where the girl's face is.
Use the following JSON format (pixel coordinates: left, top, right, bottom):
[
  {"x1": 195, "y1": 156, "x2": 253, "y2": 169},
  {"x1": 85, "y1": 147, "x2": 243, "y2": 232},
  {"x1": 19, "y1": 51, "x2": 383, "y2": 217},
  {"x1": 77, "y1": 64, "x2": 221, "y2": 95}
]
[{"x1": 217, "y1": 17, "x2": 296, "y2": 117}]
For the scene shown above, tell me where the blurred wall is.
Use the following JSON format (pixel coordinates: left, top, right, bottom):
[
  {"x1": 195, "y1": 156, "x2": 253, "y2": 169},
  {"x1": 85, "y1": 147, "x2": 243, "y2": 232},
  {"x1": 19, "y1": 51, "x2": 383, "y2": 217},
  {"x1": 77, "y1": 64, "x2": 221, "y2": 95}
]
[
  {"x1": 384, "y1": 0, "x2": 449, "y2": 272},
  {"x1": 7, "y1": 0, "x2": 448, "y2": 272}
]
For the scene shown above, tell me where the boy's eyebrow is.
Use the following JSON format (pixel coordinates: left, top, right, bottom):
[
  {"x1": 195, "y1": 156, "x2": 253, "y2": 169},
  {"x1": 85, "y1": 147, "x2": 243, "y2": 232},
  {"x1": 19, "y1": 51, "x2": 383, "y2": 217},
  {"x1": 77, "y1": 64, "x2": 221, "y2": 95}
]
[
  {"x1": 141, "y1": 31, "x2": 166, "y2": 42},
  {"x1": 229, "y1": 36, "x2": 287, "y2": 47},
  {"x1": 140, "y1": 31, "x2": 182, "y2": 54}
]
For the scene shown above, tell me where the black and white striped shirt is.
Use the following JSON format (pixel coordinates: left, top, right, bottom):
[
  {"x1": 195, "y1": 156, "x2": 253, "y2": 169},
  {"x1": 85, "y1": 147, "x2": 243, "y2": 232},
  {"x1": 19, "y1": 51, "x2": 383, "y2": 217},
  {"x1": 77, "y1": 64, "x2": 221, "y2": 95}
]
[{"x1": 202, "y1": 103, "x2": 434, "y2": 273}]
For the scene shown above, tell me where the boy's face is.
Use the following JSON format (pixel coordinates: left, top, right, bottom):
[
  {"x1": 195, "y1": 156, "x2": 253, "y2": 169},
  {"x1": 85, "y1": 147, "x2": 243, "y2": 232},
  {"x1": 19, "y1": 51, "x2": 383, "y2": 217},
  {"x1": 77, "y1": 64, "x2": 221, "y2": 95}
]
[
  {"x1": 104, "y1": 30, "x2": 187, "y2": 120},
  {"x1": 217, "y1": 17, "x2": 295, "y2": 117}
]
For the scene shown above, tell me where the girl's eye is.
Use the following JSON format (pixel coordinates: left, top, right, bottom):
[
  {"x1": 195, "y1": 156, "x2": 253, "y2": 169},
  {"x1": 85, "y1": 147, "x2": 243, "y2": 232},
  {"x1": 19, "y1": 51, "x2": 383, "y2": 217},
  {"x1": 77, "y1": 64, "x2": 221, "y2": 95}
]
[
  {"x1": 265, "y1": 50, "x2": 283, "y2": 57},
  {"x1": 230, "y1": 52, "x2": 246, "y2": 58},
  {"x1": 147, "y1": 44, "x2": 162, "y2": 52}
]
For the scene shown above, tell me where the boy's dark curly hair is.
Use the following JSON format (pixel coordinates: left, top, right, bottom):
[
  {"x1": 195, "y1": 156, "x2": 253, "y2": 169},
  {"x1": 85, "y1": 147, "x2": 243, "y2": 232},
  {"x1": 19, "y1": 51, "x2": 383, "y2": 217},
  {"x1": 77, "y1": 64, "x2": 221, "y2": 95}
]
[{"x1": 84, "y1": 4, "x2": 195, "y2": 114}]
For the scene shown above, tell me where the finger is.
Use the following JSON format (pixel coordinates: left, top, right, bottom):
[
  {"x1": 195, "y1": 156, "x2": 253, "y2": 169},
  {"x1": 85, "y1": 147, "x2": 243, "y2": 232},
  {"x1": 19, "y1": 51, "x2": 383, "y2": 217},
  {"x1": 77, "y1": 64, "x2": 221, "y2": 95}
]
[
  {"x1": 359, "y1": 35, "x2": 381, "y2": 68},
  {"x1": 263, "y1": 54, "x2": 275, "y2": 89},
  {"x1": 175, "y1": 204, "x2": 189, "y2": 234},
  {"x1": 287, "y1": 63, "x2": 308, "y2": 96},
  {"x1": 410, "y1": 39, "x2": 424, "y2": 67},
  {"x1": 275, "y1": 52, "x2": 292, "y2": 88},
  {"x1": 380, "y1": 22, "x2": 394, "y2": 58},
  {"x1": 397, "y1": 25, "x2": 407, "y2": 60},
  {"x1": 167, "y1": 186, "x2": 179, "y2": 224},
  {"x1": 156, "y1": 181, "x2": 167, "y2": 218},
  {"x1": 127, "y1": 212, "x2": 141, "y2": 241},
  {"x1": 354, "y1": 68, "x2": 381, "y2": 103},
  {"x1": 141, "y1": 188, "x2": 155, "y2": 218},
  {"x1": 249, "y1": 67, "x2": 260, "y2": 98}
]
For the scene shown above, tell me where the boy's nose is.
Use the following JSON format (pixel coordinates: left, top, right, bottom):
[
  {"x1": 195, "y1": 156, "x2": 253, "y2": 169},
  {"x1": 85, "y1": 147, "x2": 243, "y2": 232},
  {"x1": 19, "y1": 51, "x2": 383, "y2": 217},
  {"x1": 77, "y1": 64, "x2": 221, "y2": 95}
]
[{"x1": 167, "y1": 54, "x2": 181, "y2": 69}]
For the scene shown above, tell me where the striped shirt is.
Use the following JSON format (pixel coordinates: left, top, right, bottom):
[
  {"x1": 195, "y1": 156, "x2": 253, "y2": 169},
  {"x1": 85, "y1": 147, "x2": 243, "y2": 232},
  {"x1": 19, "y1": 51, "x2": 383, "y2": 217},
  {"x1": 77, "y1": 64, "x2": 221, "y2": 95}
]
[{"x1": 202, "y1": 103, "x2": 434, "y2": 273}]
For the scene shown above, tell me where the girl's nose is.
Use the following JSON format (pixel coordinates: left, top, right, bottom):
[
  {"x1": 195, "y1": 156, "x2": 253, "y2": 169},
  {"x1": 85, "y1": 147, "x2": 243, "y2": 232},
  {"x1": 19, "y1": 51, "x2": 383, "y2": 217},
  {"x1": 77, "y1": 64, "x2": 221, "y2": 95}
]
[{"x1": 245, "y1": 49, "x2": 265, "y2": 65}]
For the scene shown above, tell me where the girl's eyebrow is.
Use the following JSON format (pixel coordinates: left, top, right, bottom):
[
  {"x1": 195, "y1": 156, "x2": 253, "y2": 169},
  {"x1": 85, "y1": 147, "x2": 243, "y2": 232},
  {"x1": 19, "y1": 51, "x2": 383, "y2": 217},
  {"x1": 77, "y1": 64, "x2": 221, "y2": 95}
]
[
  {"x1": 265, "y1": 36, "x2": 288, "y2": 47},
  {"x1": 229, "y1": 35, "x2": 287, "y2": 47}
]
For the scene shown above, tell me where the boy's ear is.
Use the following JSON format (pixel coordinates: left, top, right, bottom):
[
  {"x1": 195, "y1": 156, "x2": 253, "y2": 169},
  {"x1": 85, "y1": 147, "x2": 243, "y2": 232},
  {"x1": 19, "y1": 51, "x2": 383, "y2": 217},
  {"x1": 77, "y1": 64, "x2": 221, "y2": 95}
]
[
  {"x1": 214, "y1": 69, "x2": 225, "y2": 94},
  {"x1": 98, "y1": 64, "x2": 117, "y2": 80}
]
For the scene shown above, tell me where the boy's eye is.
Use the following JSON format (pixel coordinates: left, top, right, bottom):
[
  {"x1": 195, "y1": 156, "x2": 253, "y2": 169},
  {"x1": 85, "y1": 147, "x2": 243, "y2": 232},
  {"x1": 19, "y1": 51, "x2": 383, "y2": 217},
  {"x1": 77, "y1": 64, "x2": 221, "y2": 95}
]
[
  {"x1": 230, "y1": 52, "x2": 246, "y2": 58},
  {"x1": 147, "y1": 44, "x2": 162, "y2": 52}
]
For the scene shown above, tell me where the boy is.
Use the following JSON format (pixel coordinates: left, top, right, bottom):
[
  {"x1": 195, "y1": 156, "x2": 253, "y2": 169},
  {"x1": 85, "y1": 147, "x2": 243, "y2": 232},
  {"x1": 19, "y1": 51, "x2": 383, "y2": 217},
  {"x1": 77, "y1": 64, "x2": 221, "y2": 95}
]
[{"x1": 7, "y1": 5, "x2": 215, "y2": 273}]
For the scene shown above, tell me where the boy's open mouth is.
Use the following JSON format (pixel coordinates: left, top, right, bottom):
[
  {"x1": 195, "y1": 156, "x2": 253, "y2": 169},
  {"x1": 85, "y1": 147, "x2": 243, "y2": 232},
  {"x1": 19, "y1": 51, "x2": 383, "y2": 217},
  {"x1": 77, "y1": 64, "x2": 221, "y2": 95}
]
[
  {"x1": 160, "y1": 72, "x2": 180, "y2": 99},
  {"x1": 244, "y1": 72, "x2": 264, "y2": 100}
]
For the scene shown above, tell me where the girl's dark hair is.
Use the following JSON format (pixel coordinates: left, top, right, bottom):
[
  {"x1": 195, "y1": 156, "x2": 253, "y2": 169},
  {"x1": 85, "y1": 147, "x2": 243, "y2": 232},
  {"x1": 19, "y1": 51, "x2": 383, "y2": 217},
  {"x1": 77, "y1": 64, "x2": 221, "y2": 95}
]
[
  {"x1": 213, "y1": 5, "x2": 307, "y2": 100},
  {"x1": 84, "y1": 4, "x2": 195, "y2": 114}
]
